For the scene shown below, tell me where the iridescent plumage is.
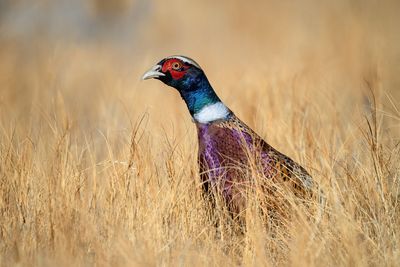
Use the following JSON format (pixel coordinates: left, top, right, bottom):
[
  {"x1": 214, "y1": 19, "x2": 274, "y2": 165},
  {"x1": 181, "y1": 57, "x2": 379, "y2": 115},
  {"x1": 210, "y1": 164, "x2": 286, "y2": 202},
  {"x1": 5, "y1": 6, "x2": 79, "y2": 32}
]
[{"x1": 197, "y1": 115, "x2": 312, "y2": 213}]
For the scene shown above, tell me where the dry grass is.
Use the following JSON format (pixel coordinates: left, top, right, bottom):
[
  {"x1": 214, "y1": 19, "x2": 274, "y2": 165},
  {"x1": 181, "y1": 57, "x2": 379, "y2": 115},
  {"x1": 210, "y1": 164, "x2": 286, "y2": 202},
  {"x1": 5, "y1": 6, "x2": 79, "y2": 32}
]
[{"x1": 0, "y1": 1, "x2": 399, "y2": 266}]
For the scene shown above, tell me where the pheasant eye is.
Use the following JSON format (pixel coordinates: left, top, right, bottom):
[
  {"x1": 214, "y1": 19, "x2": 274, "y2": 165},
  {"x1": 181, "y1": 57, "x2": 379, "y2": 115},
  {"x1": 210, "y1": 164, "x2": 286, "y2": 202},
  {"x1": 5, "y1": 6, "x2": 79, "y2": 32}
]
[{"x1": 171, "y1": 62, "x2": 181, "y2": 70}]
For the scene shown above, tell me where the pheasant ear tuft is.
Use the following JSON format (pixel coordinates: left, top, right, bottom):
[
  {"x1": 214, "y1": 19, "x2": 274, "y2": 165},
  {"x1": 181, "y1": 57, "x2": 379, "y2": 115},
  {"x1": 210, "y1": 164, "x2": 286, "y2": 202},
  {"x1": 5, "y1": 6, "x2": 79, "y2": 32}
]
[{"x1": 164, "y1": 55, "x2": 201, "y2": 69}]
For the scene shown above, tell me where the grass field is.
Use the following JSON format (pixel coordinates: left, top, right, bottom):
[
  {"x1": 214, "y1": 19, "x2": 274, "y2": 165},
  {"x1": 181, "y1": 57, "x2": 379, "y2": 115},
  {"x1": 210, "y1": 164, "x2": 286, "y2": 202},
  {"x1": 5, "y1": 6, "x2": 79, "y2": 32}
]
[{"x1": 0, "y1": 1, "x2": 399, "y2": 266}]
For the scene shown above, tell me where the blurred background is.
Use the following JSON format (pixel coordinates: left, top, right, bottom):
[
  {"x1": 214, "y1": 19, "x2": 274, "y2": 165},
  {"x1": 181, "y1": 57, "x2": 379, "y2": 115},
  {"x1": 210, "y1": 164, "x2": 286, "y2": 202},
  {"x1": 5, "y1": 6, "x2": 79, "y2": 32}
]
[
  {"x1": 1, "y1": 0, "x2": 399, "y2": 128},
  {"x1": 0, "y1": 0, "x2": 399, "y2": 171}
]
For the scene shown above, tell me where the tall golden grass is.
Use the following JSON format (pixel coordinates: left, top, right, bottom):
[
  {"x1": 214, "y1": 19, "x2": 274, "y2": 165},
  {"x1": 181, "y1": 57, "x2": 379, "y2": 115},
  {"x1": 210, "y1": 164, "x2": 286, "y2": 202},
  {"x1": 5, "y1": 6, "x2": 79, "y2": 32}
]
[{"x1": 0, "y1": 0, "x2": 399, "y2": 266}]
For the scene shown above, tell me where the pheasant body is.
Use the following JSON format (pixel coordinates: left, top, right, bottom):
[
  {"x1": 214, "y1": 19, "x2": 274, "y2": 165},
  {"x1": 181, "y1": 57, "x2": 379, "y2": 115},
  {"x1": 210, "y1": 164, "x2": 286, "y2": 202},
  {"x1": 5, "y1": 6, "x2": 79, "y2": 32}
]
[{"x1": 197, "y1": 115, "x2": 312, "y2": 212}]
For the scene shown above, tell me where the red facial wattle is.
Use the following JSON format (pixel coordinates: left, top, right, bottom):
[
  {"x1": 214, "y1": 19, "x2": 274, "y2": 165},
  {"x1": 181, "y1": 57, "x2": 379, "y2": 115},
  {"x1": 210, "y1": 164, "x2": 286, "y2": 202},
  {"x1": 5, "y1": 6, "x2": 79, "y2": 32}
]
[{"x1": 162, "y1": 59, "x2": 189, "y2": 80}]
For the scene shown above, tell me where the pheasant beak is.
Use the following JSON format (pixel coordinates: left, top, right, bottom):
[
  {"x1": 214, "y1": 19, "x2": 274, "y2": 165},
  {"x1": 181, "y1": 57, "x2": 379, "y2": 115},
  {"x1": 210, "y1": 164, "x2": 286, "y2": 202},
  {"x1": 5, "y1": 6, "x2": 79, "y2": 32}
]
[{"x1": 142, "y1": 64, "x2": 165, "y2": 80}]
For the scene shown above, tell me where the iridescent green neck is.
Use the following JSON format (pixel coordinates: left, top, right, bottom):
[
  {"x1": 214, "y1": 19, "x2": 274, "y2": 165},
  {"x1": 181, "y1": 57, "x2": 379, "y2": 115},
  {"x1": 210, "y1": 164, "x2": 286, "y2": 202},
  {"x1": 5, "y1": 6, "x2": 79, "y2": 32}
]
[{"x1": 178, "y1": 72, "x2": 221, "y2": 115}]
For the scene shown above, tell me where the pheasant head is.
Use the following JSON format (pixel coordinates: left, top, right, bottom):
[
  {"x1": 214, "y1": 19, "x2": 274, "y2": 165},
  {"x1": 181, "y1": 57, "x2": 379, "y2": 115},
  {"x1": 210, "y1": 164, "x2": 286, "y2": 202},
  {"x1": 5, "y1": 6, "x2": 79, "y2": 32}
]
[{"x1": 142, "y1": 55, "x2": 231, "y2": 122}]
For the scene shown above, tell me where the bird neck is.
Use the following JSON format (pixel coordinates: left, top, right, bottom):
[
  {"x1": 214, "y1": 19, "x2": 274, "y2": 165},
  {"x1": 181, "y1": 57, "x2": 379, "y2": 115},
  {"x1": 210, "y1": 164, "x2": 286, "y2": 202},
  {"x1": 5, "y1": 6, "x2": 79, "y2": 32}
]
[{"x1": 178, "y1": 73, "x2": 231, "y2": 123}]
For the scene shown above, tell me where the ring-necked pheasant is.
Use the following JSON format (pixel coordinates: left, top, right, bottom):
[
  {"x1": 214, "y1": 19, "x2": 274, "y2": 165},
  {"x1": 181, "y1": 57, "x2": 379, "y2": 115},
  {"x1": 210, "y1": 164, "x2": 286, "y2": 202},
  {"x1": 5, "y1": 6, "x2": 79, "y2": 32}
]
[{"x1": 142, "y1": 55, "x2": 313, "y2": 215}]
